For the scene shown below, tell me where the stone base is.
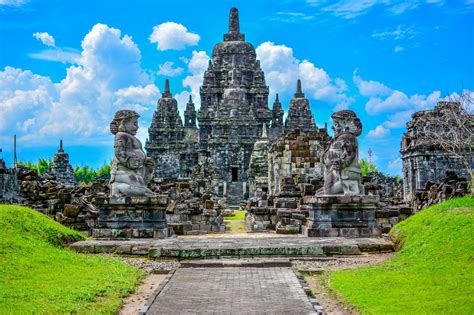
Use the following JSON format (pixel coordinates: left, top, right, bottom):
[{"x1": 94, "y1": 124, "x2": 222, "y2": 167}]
[
  {"x1": 304, "y1": 195, "x2": 381, "y2": 238},
  {"x1": 93, "y1": 196, "x2": 173, "y2": 239}
]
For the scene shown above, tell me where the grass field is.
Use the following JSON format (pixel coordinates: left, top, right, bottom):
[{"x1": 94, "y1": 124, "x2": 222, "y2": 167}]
[
  {"x1": 330, "y1": 196, "x2": 474, "y2": 314},
  {"x1": 0, "y1": 205, "x2": 142, "y2": 313},
  {"x1": 223, "y1": 209, "x2": 246, "y2": 233}
]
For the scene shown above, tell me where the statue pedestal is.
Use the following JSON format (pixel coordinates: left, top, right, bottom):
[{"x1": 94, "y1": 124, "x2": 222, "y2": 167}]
[
  {"x1": 302, "y1": 195, "x2": 381, "y2": 237},
  {"x1": 92, "y1": 195, "x2": 173, "y2": 239}
]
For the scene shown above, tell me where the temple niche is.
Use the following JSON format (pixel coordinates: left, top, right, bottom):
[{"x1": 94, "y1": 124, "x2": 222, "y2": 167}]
[{"x1": 400, "y1": 101, "x2": 473, "y2": 203}]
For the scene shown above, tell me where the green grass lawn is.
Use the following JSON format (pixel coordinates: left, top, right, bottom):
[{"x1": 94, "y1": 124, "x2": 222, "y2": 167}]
[
  {"x1": 330, "y1": 196, "x2": 474, "y2": 314},
  {"x1": 0, "y1": 205, "x2": 143, "y2": 313},
  {"x1": 223, "y1": 210, "x2": 246, "y2": 233}
]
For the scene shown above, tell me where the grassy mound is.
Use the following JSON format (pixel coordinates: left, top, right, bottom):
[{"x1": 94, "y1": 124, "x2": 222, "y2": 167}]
[
  {"x1": 0, "y1": 205, "x2": 142, "y2": 313},
  {"x1": 330, "y1": 196, "x2": 474, "y2": 314}
]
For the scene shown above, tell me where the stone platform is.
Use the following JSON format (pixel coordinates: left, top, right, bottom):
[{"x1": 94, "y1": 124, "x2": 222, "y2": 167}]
[
  {"x1": 303, "y1": 195, "x2": 381, "y2": 237},
  {"x1": 92, "y1": 196, "x2": 173, "y2": 239},
  {"x1": 69, "y1": 236, "x2": 393, "y2": 258}
]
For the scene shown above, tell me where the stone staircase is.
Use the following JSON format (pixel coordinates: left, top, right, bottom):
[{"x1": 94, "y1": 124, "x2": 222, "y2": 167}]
[{"x1": 227, "y1": 182, "x2": 243, "y2": 209}]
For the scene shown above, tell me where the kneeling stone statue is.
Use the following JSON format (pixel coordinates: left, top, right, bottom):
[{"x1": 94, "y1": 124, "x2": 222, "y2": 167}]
[
  {"x1": 317, "y1": 110, "x2": 364, "y2": 196},
  {"x1": 109, "y1": 110, "x2": 155, "y2": 197}
]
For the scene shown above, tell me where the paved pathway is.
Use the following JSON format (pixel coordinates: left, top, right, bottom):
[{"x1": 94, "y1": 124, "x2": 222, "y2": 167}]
[
  {"x1": 145, "y1": 267, "x2": 317, "y2": 314},
  {"x1": 70, "y1": 236, "x2": 393, "y2": 258}
]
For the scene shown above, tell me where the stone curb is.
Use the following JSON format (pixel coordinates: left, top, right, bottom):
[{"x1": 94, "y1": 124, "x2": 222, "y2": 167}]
[
  {"x1": 180, "y1": 258, "x2": 292, "y2": 268},
  {"x1": 139, "y1": 269, "x2": 176, "y2": 315},
  {"x1": 294, "y1": 270, "x2": 325, "y2": 314}
]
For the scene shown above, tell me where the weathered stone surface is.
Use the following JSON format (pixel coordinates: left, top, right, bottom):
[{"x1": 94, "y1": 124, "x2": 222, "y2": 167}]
[
  {"x1": 109, "y1": 110, "x2": 155, "y2": 197},
  {"x1": 69, "y1": 236, "x2": 394, "y2": 257},
  {"x1": 317, "y1": 110, "x2": 364, "y2": 196},
  {"x1": 44, "y1": 140, "x2": 76, "y2": 186},
  {"x1": 401, "y1": 101, "x2": 473, "y2": 202}
]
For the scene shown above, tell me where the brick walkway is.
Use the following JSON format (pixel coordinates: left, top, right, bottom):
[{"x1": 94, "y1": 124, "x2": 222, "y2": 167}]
[{"x1": 146, "y1": 267, "x2": 316, "y2": 314}]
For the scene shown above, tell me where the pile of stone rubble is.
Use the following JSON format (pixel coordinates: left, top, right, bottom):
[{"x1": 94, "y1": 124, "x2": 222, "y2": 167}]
[
  {"x1": 413, "y1": 172, "x2": 469, "y2": 211},
  {"x1": 17, "y1": 167, "x2": 100, "y2": 230},
  {"x1": 155, "y1": 181, "x2": 226, "y2": 235}
]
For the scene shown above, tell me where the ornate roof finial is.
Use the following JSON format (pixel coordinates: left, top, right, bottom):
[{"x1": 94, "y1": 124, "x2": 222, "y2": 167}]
[
  {"x1": 229, "y1": 7, "x2": 240, "y2": 34},
  {"x1": 224, "y1": 8, "x2": 245, "y2": 41},
  {"x1": 59, "y1": 139, "x2": 64, "y2": 152},
  {"x1": 295, "y1": 79, "x2": 304, "y2": 98},
  {"x1": 275, "y1": 93, "x2": 279, "y2": 102},
  {"x1": 188, "y1": 95, "x2": 193, "y2": 103},
  {"x1": 261, "y1": 123, "x2": 268, "y2": 139},
  {"x1": 163, "y1": 79, "x2": 172, "y2": 98}
]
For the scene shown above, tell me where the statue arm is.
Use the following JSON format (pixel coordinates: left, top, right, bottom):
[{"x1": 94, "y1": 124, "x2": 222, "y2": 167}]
[
  {"x1": 339, "y1": 135, "x2": 357, "y2": 169},
  {"x1": 114, "y1": 133, "x2": 141, "y2": 170}
]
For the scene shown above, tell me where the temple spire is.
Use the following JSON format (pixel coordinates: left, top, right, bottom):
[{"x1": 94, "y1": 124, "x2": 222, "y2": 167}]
[
  {"x1": 59, "y1": 139, "x2": 64, "y2": 152},
  {"x1": 224, "y1": 8, "x2": 245, "y2": 41},
  {"x1": 275, "y1": 93, "x2": 279, "y2": 102},
  {"x1": 163, "y1": 79, "x2": 172, "y2": 97},
  {"x1": 295, "y1": 79, "x2": 304, "y2": 98}
]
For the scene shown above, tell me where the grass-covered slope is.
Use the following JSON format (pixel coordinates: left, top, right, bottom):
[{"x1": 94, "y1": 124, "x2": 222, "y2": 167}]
[
  {"x1": 0, "y1": 205, "x2": 142, "y2": 313},
  {"x1": 331, "y1": 196, "x2": 474, "y2": 314}
]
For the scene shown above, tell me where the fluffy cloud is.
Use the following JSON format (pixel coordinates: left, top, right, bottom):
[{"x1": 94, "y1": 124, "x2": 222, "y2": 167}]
[
  {"x1": 0, "y1": 24, "x2": 159, "y2": 146},
  {"x1": 33, "y1": 32, "x2": 56, "y2": 47},
  {"x1": 353, "y1": 73, "x2": 391, "y2": 97},
  {"x1": 256, "y1": 41, "x2": 352, "y2": 109},
  {"x1": 149, "y1": 22, "x2": 200, "y2": 51},
  {"x1": 366, "y1": 125, "x2": 390, "y2": 139},
  {"x1": 157, "y1": 61, "x2": 184, "y2": 76},
  {"x1": 355, "y1": 74, "x2": 440, "y2": 115},
  {"x1": 179, "y1": 50, "x2": 210, "y2": 109},
  {"x1": 0, "y1": 0, "x2": 28, "y2": 6}
]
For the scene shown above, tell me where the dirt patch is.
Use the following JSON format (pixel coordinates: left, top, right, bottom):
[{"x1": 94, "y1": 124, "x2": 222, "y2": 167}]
[
  {"x1": 119, "y1": 273, "x2": 166, "y2": 315},
  {"x1": 296, "y1": 253, "x2": 394, "y2": 314}
]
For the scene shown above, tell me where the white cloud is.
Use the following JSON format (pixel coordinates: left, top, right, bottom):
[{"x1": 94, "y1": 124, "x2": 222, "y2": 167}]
[
  {"x1": 149, "y1": 22, "x2": 200, "y2": 51},
  {"x1": 113, "y1": 84, "x2": 160, "y2": 112},
  {"x1": 0, "y1": 24, "x2": 160, "y2": 147},
  {"x1": 355, "y1": 74, "x2": 440, "y2": 115},
  {"x1": 394, "y1": 45, "x2": 405, "y2": 53},
  {"x1": 256, "y1": 41, "x2": 352, "y2": 109},
  {"x1": 181, "y1": 50, "x2": 210, "y2": 108},
  {"x1": 29, "y1": 48, "x2": 81, "y2": 64},
  {"x1": 353, "y1": 73, "x2": 391, "y2": 97},
  {"x1": 372, "y1": 25, "x2": 416, "y2": 41},
  {"x1": 367, "y1": 125, "x2": 390, "y2": 139},
  {"x1": 388, "y1": 157, "x2": 402, "y2": 172},
  {"x1": 0, "y1": 0, "x2": 27, "y2": 6},
  {"x1": 157, "y1": 61, "x2": 184, "y2": 76},
  {"x1": 307, "y1": 0, "x2": 445, "y2": 19},
  {"x1": 33, "y1": 32, "x2": 56, "y2": 47}
]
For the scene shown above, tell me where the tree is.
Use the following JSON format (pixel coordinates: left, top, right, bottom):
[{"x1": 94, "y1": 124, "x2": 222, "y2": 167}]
[
  {"x1": 360, "y1": 159, "x2": 378, "y2": 177},
  {"x1": 418, "y1": 91, "x2": 474, "y2": 194}
]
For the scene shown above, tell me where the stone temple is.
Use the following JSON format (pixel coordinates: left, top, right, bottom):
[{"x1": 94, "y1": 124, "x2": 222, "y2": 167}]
[
  {"x1": 400, "y1": 101, "x2": 474, "y2": 202},
  {"x1": 146, "y1": 8, "x2": 327, "y2": 207}
]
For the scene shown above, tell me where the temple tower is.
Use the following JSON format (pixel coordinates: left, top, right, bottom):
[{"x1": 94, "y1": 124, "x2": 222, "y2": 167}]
[
  {"x1": 285, "y1": 79, "x2": 318, "y2": 134},
  {"x1": 197, "y1": 7, "x2": 273, "y2": 206},
  {"x1": 146, "y1": 80, "x2": 198, "y2": 180}
]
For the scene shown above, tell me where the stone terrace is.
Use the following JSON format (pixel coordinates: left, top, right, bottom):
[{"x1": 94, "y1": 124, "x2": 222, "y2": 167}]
[{"x1": 70, "y1": 236, "x2": 393, "y2": 258}]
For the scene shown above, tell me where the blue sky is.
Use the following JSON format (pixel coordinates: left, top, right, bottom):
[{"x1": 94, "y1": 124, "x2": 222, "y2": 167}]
[{"x1": 0, "y1": 0, "x2": 473, "y2": 174}]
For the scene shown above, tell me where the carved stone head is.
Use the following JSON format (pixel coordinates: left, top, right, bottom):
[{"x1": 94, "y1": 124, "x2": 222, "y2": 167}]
[
  {"x1": 110, "y1": 109, "x2": 140, "y2": 136},
  {"x1": 331, "y1": 110, "x2": 362, "y2": 137}
]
